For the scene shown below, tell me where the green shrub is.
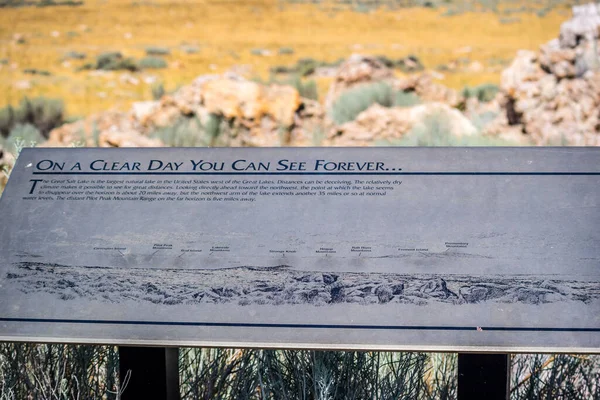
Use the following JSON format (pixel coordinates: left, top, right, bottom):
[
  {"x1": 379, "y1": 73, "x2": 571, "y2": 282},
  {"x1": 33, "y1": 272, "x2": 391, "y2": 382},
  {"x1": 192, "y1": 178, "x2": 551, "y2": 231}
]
[
  {"x1": 181, "y1": 45, "x2": 200, "y2": 54},
  {"x1": 151, "y1": 82, "x2": 165, "y2": 100},
  {"x1": 0, "y1": 58, "x2": 9, "y2": 65},
  {"x1": 95, "y1": 52, "x2": 138, "y2": 72},
  {"x1": 270, "y1": 65, "x2": 294, "y2": 74},
  {"x1": 376, "y1": 55, "x2": 395, "y2": 68},
  {"x1": 18, "y1": 97, "x2": 64, "y2": 136},
  {"x1": 296, "y1": 58, "x2": 319, "y2": 76},
  {"x1": 37, "y1": 0, "x2": 83, "y2": 6},
  {"x1": 278, "y1": 46, "x2": 295, "y2": 55},
  {"x1": 138, "y1": 56, "x2": 168, "y2": 69},
  {"x1": 0, "y1": 0, "x2": 82, "y2": 7},
  {"x1": 0, "y1": 106, "x2": 15, "y2": 137},
  {"x1": 536, "y1": 7, "x2": 551, "y2": 18},
  {"x1": 145, "y1": 46, "x2": 170, "y2": 56},
  {"x1": 286, "y1": 75, "x2": 319, "y2": 101},
  {"x1": 375, "y1": 56, "x2": 396, "y2": 68},
  {"x1": 462, "y1": 83, "x2": 500, "y2": 103},
  {"x1": 499, "y1": 16, "x2": 521, "y2": 24},
  {"x1": 95, "y1": 51, "x2": 122, "y2": 69},
  {"x1": 396, "y1": 55, "x2": 425, "y2": 73},
  {"x1": 270, "y1": 58, "x2": 343, "y2": 77},
  {"x1": 250, "y1": 48, "x2": 269, "y2": 56},
  {"x1": 387, "y1": 112, "x2": 511, "y2": 146},
  {"x1": 63, "y1": 50, "x2": 86, "y2": 60},
  {"x1": 393, "y1": 91, "x2": 421, "y2": 107},
  {"x1": 23, "y1": 68, "x2": 52, "y2": 76},
  {"x1": 0, "y1": 97, "x2": 64, "y2": 137},
  {"x1": 150, "y1": 114, "x2": 223, "y2": 147},
  {"x1": 0, "y1": 123, "x2": 44, "y2": 150},
  {"x1": 328, "y1": 81, "x2": 394, "y2": 125},
  {"x1": 442, "y1": 8, "x2": 462, "y2": 16},
  {"x1": 469, "y1": 110, "x2": 499, "y2": 131}
]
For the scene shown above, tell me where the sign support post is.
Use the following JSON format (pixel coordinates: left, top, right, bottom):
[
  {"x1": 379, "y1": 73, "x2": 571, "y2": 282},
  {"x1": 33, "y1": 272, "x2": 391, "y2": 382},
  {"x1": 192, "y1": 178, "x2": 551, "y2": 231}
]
[
  {"x1": 118, "y1": 346, "x2": 180, "y2": 400},
  {"x1": 458, "y1": 353, "x2": 510, "y2": 400}
]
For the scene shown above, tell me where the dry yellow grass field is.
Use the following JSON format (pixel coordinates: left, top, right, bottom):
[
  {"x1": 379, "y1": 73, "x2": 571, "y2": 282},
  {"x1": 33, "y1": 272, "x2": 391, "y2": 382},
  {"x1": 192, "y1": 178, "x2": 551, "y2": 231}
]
[{"x1": 0, "y1": 0, "x2": 568, "y2": 117}]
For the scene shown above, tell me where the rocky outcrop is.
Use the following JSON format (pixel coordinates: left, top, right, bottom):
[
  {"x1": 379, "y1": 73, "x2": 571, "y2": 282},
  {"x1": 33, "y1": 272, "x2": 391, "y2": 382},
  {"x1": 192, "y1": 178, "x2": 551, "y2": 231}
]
[
  {"x1": 324, "y1": 54, "x2": 395, "y2": 110},
  {"x1": 486, "y1": 3, "x2": 600, "y2": 145},
  {"x1": 326, "y1": 102, "x2": 478, "y2": 146},
  {"x1": 394, "y1": 73, "x2": 463, "y2": 107},
  {"x1": 200, "y1": 78, "x2": 301, "y2": 127},
  {"x1": 45, "y1": 110, "x2": 163, "y2": 148},
  {"x1": 0, "y1": 145, "x2": 13, "y2": 189},
  {"x1": 45, "y1": 73, "x2": 317, "y2": 148},
  {"x1": 559, "y1": 3, "x2": 600, "y2": 48}
]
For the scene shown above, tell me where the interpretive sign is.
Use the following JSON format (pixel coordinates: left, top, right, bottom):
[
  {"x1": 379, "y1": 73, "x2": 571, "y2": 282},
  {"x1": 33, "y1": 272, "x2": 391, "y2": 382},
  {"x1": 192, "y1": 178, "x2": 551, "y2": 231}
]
[{"x1": 0, "y1": 147, "x2": 598, "y2": 353}]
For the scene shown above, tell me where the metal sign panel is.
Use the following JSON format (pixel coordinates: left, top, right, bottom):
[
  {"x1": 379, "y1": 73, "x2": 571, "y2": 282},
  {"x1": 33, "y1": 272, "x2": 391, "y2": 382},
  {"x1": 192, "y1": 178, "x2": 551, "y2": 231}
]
[{"x1": 0, "y1": 147, "x2": 599, "y2": 353}]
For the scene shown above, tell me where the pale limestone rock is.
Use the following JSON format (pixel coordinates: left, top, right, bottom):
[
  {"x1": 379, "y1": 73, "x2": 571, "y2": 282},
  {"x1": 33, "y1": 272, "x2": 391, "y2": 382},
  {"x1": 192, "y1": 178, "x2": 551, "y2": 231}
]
[
  {"x1": 395, "y1": 73, "x2": 462, "y2": 107},
  {"x1": 326, "y1": 102, "x2": 478, "y2": 146},
  {"x1": 324, "y1": 54, "x2": 395, "y2": 109}
]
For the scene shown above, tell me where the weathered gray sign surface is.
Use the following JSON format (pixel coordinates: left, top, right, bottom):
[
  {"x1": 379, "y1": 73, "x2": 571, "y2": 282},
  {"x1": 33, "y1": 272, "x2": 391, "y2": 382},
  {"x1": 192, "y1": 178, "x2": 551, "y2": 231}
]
[{"x1": 0, "y1": 147, "x2": 599, "y2": 352}]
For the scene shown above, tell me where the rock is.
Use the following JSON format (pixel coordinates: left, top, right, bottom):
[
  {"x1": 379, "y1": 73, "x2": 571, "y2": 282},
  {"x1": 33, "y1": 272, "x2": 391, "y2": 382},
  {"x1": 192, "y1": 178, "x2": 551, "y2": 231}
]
[
  {"x1": 13, "y1": 80, "x2": 31, "y2": 90},
  {"x1": 396, "y1": 55, "x2": 425, "y2": 73},
  {"x1": 329, "y1": 282, "x2": 345, "y2": 303},
  {"x1": 460, "y1": 286, "x2": 490, "y2": 303},
  {"x1": 301, "y1": 289, "x2": 321, "y2": 303},
  {"x1": 500, "y1": 51, "x2": 544, "y2": 98},
  {"x1": 211, "y1": 286, "x2": 241, "y2": 298},
  {"x1": 99, "y1": 129, "x2": 163, "y2": 148},
  {"x1": 140, "y1": 96, "x2": 186, "y2": 129},
  {"x1": 409, "y1": 102, "x2": 478, "y2": 137},
  {"x1": 132, "y1": 101, "x2": 160, "y2": 125},
  {"x1": 45, "y1": 111, "x2": 164, "y2": 148},
  {"x1": 419, "y1": 278, "x2": 456, "y2": 300},
  {"x1": 391, "y1": 283, "x2": 404, "y2": 295},
  {"x1": 395, "y1": 73, "x2": 462, "y2": 107},
  {"x1": 295, "y1": 274, "x2": 320, "y2": 283},
  {"x1": 488, "y1": 5, "x2": 600, "y2": 146},
  {"x1": 290, "y1": 98, "x2": 326, "y2": 146},
  {"x1": 44, "y1": 72, "x2": 311, "y2": 148},
  {"x1": 467, "y1": 61, "x2": 484, "y2": 73},
  {"x1": 326, "y1": 104, "x2": 412, "y2": 146},
  {"x1": 326, "y1": 102, "x2": 478, "y2": 146},
  {"x1": 264, "y1": 84, "x2": 302, "y2": 127},
  {"x1": 322, "y1": 273, "x2": 338, "y2": 285},
  {"x1": 559, "y1": 3, "x2": 600, "y2": 48},
  {"x1": 324, "y1": 54, "x2": 395, "y2": 109},
  {"x1": 374, "y1": 285, "x2": 394, "y2": 303},
  {"x1": 0, "y1": 146, "x2": 14, "y2": 189},
  {"x1": 539, "y1": 40, "x2": 577, "y2": 78},
  {"x1": 200, "y1": 78, "x2": 301, "y2": 127},
  {"x1": 202, "y1": 78, "x2": 263, "y2": 120}
]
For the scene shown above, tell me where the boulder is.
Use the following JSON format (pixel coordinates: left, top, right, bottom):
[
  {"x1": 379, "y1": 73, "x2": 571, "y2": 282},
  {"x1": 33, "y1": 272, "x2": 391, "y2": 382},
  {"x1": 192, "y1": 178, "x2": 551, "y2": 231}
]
[
  {"x1": 460, "y1": 286, "x2": 490, "y2": 303},
  {"x1": 322, "y1": 273, "x2": 339, "y2": 285},
  {"x1": 419, "y1": 278, "x2": 456, "y2": 300},
  {"x1": 329, "y1": 281, "x2": 345, "y2": 303},
  {"x1": 200, "y1": 78, "x2": 301, "y2": 127},
  {"x1": 559, "y1": 3, "x2": 600, "y2": 48},
  {"x1": 326, "y1": 102, "x2": 478, "y2": 146},
  {"x1": 395, "y1": 73, "x2": 462, "y2": 107},
  {"x1": 45, "y1": 111, "x2": 163, "y2": 148},
  {"x1": 374, "y1": 285, "x2": 394, "y2": 303},
  {"x1": 324, "y1": 54, "x2": 395, "y2": 109},
  {"x1": 0, "y1": 145, "x2": 14, "y2": 189},
  {"x1": 391, "y1": 283, "x2": 405, "y2": 295},
  {"x1": 487, "y1": 4, "x2": 600, "y2": 145}
]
